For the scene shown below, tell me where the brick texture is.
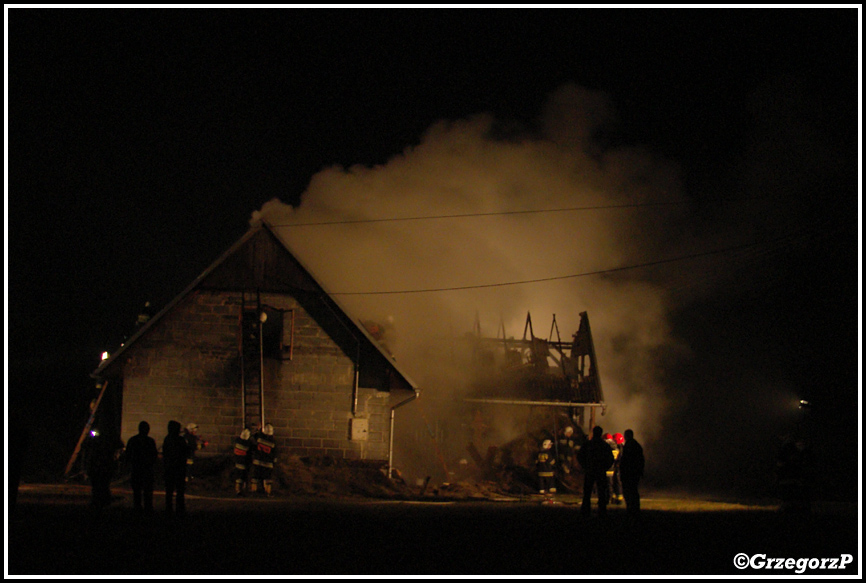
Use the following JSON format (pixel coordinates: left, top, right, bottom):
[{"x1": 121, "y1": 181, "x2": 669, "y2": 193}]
[{"x1": 119, "y1": 291, "x2": 391, "y2": 462}]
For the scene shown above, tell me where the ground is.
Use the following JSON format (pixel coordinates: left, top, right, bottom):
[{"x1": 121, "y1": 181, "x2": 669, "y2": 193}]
[{"x1": 7, "y1": 479, "x2": 859, "y2": 577}]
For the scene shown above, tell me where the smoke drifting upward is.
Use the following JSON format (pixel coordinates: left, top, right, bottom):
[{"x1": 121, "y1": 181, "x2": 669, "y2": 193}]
[{"x1": 254, "y1": 84, "x2": 711, "y2": 483}]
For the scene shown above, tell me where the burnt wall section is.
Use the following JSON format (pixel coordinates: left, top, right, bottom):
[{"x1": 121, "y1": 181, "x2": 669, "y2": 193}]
[{"x1": 118, "y1": 290, "x2": 391, "y2": 463}]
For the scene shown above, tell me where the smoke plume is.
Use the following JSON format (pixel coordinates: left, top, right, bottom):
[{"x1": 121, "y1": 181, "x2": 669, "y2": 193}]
[{"x1": 252, "y1": 83, "x2": 699, "y2": 483}]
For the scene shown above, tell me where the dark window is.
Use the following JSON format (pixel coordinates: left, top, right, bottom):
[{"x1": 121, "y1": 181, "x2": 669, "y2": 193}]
[
  {"x1": 261, "y1": 307, "x2": 283, "y2": 360},
  {"x1": 241, "y1": 307, "x2": 285, "y2": 361}
]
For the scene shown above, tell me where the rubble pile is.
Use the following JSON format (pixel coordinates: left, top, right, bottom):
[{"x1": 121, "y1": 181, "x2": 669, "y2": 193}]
[
  {"x1": 180, "y1": 450, "x2": 558, "y2": 500},
  {"x1": 456, "y1": 423, "x2": 587, "y2": 497},
  {"x1": 274, "y1": 456, "x2": 417, "y2": 499},
  {"x1": 178, "y1": 454, "x2": 416, "y2": 498}
]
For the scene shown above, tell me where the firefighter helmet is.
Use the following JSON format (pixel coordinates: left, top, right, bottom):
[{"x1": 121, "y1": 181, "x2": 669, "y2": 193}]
[
  {"x1": 240, "y1": 428, "x2": 251, "y2": 440},
  {"x1": 542, "y1": 439, "x2": 553, "y2": 449},
  {"x1": 614, "y1": 432, "x2": 625, "y2": 445},
  {"x1": 263, "y1": 423, "x2": 274, "y2": 436},
  {"x1": 603, "y1": 433, "x2": 613, "y2": 441},
  {"x1": 564, "y1": 426, "x2": 574, "y2": 436}
]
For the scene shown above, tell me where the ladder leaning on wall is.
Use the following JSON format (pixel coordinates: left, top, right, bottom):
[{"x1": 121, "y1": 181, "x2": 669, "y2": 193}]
[
  {"x1": 240, "y1": 291, "x2": 265, "y2": 431},
  {"x1": 63, "y1": 380, "x2": 110, "y2": 478}
]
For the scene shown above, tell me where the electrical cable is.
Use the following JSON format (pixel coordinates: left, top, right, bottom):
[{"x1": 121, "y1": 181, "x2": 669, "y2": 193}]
[
  {"x1": 267, "y1": 199, "x2": 700, "y2": 227},
  {"x1": 329, "y1": 225, "x2": 833, "y2": 296}
]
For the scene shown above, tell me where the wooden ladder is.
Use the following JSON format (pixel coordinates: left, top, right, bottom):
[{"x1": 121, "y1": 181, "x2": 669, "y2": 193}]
[{"x1": 64, "y1": 380, "x2": 110, "y2": 477}]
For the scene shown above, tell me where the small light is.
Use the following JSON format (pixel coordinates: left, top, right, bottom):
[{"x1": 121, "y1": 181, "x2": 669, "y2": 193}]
[
  {"x1": 101, "y1": 351, "x2": 110, "y2": 361},
  {"x1": 799, "y1": 400, "x2": 812, "y2": 409}
]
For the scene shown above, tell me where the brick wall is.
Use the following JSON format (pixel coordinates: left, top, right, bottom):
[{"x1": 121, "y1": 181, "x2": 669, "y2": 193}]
[{"x1": 119, "y1": 290, "x2": 392, "y2": 462}]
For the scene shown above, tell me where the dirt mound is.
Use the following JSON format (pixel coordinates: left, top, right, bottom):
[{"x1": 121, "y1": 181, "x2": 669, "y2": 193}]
[
  {"x1": 275, "y1": 456, "x2": 417, "y2": 499},
  {"x1": 171, "y1": 454, "x2": 417, "y2": 499},
  {"x1": 167, "y1": 452, "x2": 555, "y2": 500}
]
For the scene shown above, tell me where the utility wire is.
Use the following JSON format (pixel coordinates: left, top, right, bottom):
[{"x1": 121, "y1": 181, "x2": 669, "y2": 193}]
[
  {"x1": 269, "y1": 193, "x2": 850, "y2": 229},
  {"x1": 665, "y1": 220, "x2": 849, "y2": 298},
  {"x1": 268, "y1": 200, "x2": 697, "y2": 227},
  {"x1": 329, "y1": 229, "x2": 824, "y2": 296}
]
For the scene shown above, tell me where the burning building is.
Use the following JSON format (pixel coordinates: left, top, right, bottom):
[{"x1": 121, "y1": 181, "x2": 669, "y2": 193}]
[
  {"x1": 87, "y1": 219, "x2": 419, "y2": 472},
  {"x1": 384, "y1": 310, "x2": 607, "y2": 492},
  {"x1": 464, "y1": 311, "x2": 605, "y2": 427}
]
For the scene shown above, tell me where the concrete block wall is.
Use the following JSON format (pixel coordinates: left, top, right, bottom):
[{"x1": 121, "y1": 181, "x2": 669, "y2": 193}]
[{"x1": 119, "y1": 290, "x2": 392, "y2": 462}]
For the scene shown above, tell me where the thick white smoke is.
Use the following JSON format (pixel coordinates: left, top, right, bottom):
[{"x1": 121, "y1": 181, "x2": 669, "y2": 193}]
[{"x1": 254, "y1": 83, "x2": 692, "y2": 480}]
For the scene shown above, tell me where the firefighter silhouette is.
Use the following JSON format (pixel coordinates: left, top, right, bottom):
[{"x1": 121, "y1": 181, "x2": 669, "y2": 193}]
[
  {"x1": 84, "y1": 426, "x2": 124, "y2": 509},
  {"x1": 619, "y1": 429, "x2": 645, "y2": 518},
  {"x1": 577, "y1": 426, "x2": 615, "y2": 516},
  {"x1": 605, "y1": 432, "x2": 624, "y2": 504},
  {"x1": 162, "y1": 420, "x2": 189, "y2": 514},
  {"x1": 123, "y1": 420, "x2": 158, "y2": 512}
]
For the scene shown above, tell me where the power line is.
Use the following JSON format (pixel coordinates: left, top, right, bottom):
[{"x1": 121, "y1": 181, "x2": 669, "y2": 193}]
[
  {"x1": 329, "y1": 233, "x2": 811, "y2": 296},
  {"x1": 662, "y1": 222, "x2": 842, "y2": 297},
  {"x1": 268, "y1": 200, "x2": 695, "y2": 227}
]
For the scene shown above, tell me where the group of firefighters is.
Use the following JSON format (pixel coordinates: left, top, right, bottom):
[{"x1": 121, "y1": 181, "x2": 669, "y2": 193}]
[
  {"x1": 232, "y1": 423, "x2": 278, "y2": 497},
  {"x1": 170, "y1": 421, "x2": 280, "y2": 498},
  {"x1": 536, "y1": 424, "x2": 645, "y2": 517},
  {"x1": 87, "y1": 410, "x2": 645, "y2": 515},
  {"x1": 83, "y1": 419, "x2": 278, "y2": 512}
]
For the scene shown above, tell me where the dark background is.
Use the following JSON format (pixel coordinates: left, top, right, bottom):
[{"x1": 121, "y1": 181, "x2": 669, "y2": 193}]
[
  {"x1": 9, "y1": 492, "x2": 859, "y2": 575},
  {"x1": 7, "y1": 8, "x2": 860, "y2": 496}
]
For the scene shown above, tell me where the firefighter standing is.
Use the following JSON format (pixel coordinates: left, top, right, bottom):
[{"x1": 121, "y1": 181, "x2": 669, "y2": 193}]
[
  {"x1": 182, "y1": 423, "x2": 208, "y2": 481},
  {"x1": 619, "y1": 429, "x2": 645, "y2": 518},
  {"x1": 251, "y1": 423, "x2": 277, "y2": 497},
  {"x1": 232, "y1": 426, "x2": 254, "y2": 496},
  {"x1": 84, "y1": 426, "x2": 124, "y2": 509},
  {"x1": 557, "y1": 426, "x2": 576, "y2": 476},
  {"x1": 162, "y1": 420, "x2": 190, "y2": 515},
  {"x1": 123, "y1": 420, "x2": 158, "y2": 512},
  {"x1": 577, "y1": 426, "x2": 615, "y2": 517},
  {"x1": 536, "y1": 438, "x2": 557, "y2": 501},
  {"x1": 605, "y1": 432, "x2": 624, "y2": 505}
]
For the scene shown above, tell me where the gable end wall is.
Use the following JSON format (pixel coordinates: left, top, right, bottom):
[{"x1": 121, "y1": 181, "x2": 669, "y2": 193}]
[{"x1": 119, "y1": 290, "x2": 391, "y2": 462}]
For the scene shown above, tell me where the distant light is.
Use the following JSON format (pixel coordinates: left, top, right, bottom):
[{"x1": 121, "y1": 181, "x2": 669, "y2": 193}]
[
  {"x1": 799, "y1": 400, "x2": 812, "y2": 409},
  {"x1": 90, "y1": 429, "x2": 99, "y2": 438},
  {"x1": 101, "y1": 351, "x2": 110, "y2": 361}
]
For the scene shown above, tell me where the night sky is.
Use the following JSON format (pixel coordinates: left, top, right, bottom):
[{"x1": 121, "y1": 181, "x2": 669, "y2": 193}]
[{"x1": 7, "y1": 8, "x2": 861, "y2": 495}]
